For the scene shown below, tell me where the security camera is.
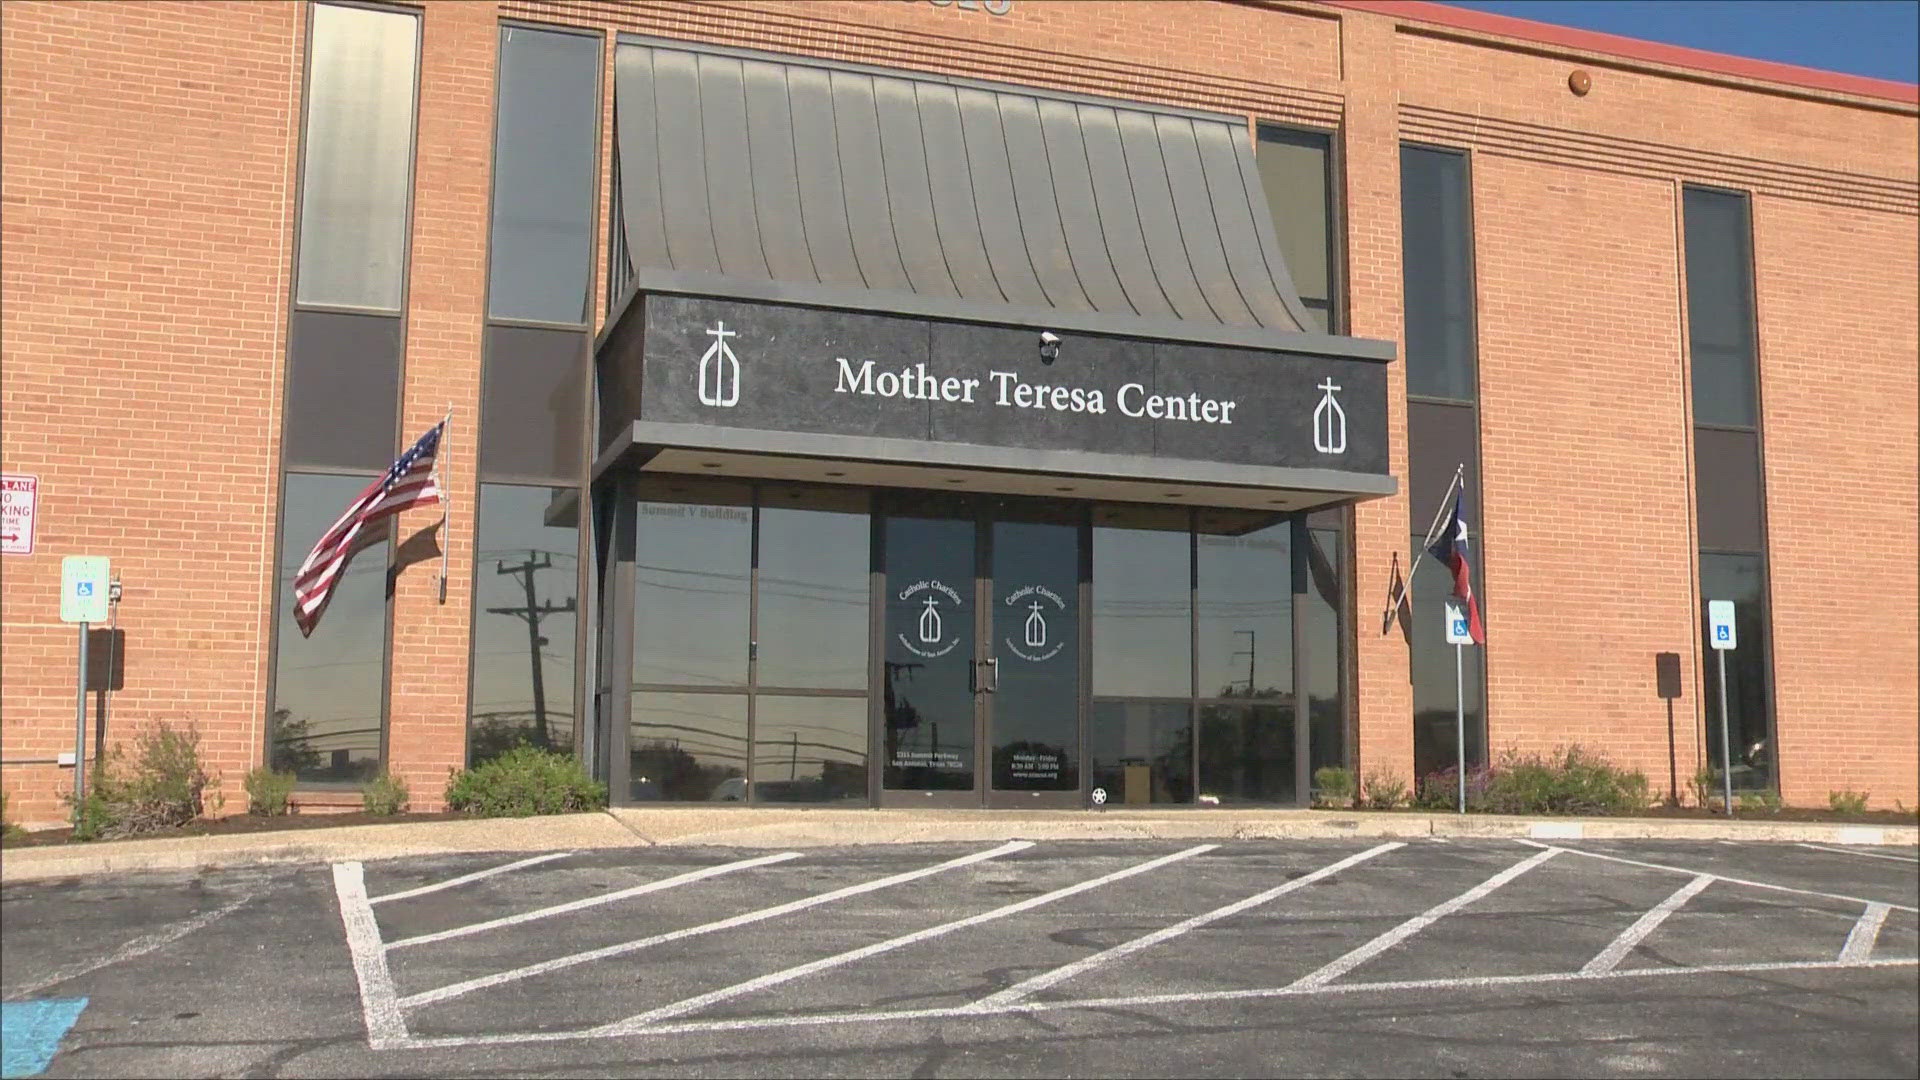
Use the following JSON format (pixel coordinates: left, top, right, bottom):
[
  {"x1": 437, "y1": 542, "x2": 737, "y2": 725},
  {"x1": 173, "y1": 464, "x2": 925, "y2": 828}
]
[{"x1": 1039, "y1": 331, "x2": 1061, "y2": 364}]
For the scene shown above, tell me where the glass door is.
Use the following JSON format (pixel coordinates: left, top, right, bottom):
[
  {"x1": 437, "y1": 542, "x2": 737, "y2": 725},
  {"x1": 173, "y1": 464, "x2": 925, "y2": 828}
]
[
  {"x1": 881, "y1": 507, "x2": 982, "y2": 806},
  {"x1": 985, "y1": 507, "x2": 1082, "y2": 808}
]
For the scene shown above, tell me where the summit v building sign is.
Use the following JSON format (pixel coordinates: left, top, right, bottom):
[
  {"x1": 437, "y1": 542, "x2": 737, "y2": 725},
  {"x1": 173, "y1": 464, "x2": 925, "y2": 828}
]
[{"x1": 634, "y1": 295, "x2": 1389, "y2": 474}]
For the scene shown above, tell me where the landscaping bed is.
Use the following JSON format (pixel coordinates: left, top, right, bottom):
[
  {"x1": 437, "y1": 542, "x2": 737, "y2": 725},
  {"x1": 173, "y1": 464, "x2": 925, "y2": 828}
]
[{"x1": 1, "y1": 810, "x2": 467, "y2": 849}]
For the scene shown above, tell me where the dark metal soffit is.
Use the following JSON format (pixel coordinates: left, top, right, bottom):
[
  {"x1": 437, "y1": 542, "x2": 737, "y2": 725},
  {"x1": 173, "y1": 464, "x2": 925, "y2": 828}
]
[{"x1": 613, "y1": 41, "x2": 1336, "y2": 345}]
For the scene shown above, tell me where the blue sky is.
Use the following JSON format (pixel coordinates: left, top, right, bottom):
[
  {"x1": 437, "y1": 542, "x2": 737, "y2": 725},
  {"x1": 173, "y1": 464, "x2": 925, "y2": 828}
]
[{"x1": 1444, "y1": 1, "x2": 1919, "y2": 85}]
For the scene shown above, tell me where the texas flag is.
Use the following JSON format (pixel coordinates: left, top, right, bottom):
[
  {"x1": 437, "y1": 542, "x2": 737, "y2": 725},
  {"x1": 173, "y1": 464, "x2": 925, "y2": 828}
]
[{"x1": 1427, "y1": 488, "x2": 1486, "y2": 645}]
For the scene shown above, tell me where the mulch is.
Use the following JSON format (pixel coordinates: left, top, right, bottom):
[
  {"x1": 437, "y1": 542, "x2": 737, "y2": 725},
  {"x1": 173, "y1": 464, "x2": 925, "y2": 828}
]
[{"x1": 3, "y1": 810, "x2": 466, "y2": 849}]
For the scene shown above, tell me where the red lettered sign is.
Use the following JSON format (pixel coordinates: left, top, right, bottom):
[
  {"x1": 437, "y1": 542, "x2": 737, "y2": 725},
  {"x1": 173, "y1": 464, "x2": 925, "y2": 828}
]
[{"x1": 1, "y1": 474, "x2": 38, "y2": 555}]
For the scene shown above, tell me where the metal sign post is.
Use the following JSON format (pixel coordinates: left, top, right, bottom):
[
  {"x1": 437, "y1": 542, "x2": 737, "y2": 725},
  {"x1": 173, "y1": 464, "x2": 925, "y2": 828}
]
[
  {"x1": 1707, "y1": 600, "x2": 1738, "y2": 817},
  {"x1": 61, "y1": 556, "x2": 111, "y2": 825},
  {"x1": 1445, "y1": 602, "x2": 1474, "y2": 813}
]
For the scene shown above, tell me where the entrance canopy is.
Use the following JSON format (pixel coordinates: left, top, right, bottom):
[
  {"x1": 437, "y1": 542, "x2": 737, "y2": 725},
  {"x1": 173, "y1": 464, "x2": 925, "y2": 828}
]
[{"x1": 596, "y1": 39, "x2": 1396, "y2": 511}]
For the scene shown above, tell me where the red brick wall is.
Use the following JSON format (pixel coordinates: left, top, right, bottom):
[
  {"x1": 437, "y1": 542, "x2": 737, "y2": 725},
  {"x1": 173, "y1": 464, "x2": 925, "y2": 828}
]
[
  {"x1": 3, "y1": 0, "x2": 1914, "y2": 824},
  {"x1": 1, "y1": 0, "x2": 301, "y2": 824}
]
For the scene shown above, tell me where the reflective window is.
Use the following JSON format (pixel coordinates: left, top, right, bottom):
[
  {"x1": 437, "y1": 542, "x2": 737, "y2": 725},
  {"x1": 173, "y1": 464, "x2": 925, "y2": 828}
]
[
  {"x1": 1091, "y1": 505, "x2": 1191, "y2": 698},
  {"x1": 297, "y1": 3, "x2": 418, "y2": 310},
  {"x1": 480, "y1": 325, "x2": 586, "y2": 485},
  {"x1": 630, "y1": 691, "x2": 747, "y2": 802},
  {"x1": 756, "y1": 487, "x2": 870, "y2": 690},
  {"x1": 1256, "y1": 125, "x2": 1336, "y2": 332},
  {"x1": 633, "y1": 483, "x2": 752, "y2": 686},
  {"x1": 469, "y1": 484, "x2": 579, "y2": 766},
  {"x1": 1410, "y1": 531, "x2": 1487, "y2": 783},
  {"x1": 1683, "y1": 188, "x2": 1759, "y2": 428},
  {"x1": 1089, "y1": 699, "x2": 1192, "y2": 806},
  {"x1": 1199, "y1": 702, "x2": 1294, "y2": 804},
  {"x1": 1304, "y1": 520, "x2": 1347, "y2": 775},
  {"x1": 1700, "y1": 557, "x2": 1774, "y2": 792},
  {"x1": 283, "y1": 310, "x2": 405, "y2": 472},
  {"x1": 489, "y1": 26, "x2": 601, "y2": 324},
  {"x1": 1196, "y1": 519, "x2": 1293, "y2": 699},
  {"x1": 1401, "y1": 145, "x2": 1478, "y2": 402},
  {"x1": 752, "y1": 695, "x2": 869, "y2": 803},
  {"x1": 270, "y1": 472, "x2": 389, "y2": 784}
]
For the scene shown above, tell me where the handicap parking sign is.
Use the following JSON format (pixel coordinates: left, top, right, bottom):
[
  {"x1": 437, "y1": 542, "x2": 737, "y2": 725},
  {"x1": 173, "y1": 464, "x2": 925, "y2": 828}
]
[
  {"x1": 1707, "y1": 600, "x2": 1737, "y2": 651},
  {"x1": 1444, "y1": 601, "x2": 1473, "y2": 645},
  {"x1": 60, "y1": 556, "x2": 110, "y2": 623}
]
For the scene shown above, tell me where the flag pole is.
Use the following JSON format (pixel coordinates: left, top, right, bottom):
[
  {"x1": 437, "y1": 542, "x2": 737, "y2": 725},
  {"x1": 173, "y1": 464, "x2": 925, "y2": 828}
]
[
  {"x1": 1383, "y1": 462, "x2": 1464, "y2": 624},
  {"x1": 438, "y1": 405, "x2": 452, "y2": 605}
]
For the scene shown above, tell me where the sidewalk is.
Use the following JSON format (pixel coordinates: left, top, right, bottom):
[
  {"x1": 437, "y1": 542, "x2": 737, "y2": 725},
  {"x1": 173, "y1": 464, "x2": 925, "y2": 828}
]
[{"x1": 2, "y1": 807, "x2": 1914, "y2": 884}]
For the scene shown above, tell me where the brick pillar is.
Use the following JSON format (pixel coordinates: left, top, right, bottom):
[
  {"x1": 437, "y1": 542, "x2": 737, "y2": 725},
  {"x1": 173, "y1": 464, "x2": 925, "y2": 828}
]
[
  {"x1": 386, "y1": 2, "x2": 499, "y2": 810},
  {"x1": 1337, "y1": 11, "x2": 1415, "y2": 790}
]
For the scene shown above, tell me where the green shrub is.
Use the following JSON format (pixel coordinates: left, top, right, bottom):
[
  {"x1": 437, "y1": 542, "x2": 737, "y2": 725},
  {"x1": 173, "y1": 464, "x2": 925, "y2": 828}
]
[
  {"x1": 1738, "y1": 790, "x2": 1781, "y2": 814},
  {"x1": 445, "y1": 746, "x2": 608, "y2": 817},
  {"x1": 244, "y1": 767, "x2": 298, "y2": 816},
  {"x1": 1311, "y1": 766, "x2": 1356, "y2": 809},
  {"x1": 1, "y1": 791, "x2": 21, "y2": 842},
  {"x1": 1477, "y1": 746, "x2": 1649, "y2": 816},
  {"x1": 66, "y1": 723, "x2": 216, "y2": 841},
  {"x1": 1360, "y1": 770, "x2": 1408, "y2": 810},
  {"x1": 1829, "y1": 788, "x2": 1870, "y2": 815},
  {"x1": 361, "y1": 772, "x2": 410, "y2": 816},
  {"x1": 1415, "y1": 764, "x2": 1495, "y2": 811}
]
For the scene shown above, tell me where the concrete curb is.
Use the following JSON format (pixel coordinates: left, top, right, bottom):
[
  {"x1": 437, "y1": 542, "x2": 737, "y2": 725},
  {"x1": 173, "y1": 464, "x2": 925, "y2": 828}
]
[{"x1": 2, "y1": 809, "x2": 1913, "y2": 884}]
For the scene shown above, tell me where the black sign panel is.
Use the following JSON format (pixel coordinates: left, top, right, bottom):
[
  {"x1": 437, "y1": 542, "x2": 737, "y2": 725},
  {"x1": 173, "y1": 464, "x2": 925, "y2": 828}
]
[{"x1": 638, "y1": 295, "x2": 1388, "y2": 475}]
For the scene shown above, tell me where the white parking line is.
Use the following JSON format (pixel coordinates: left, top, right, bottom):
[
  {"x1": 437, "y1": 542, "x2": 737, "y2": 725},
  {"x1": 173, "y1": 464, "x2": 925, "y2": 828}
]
[
  {"x1": 386, "y1": 852, "x2": 801, "y2": 950},
  {"x1": 594, "y1": 844, "x2": 1219, "y2": 1034},
  {"x1": 397, "y1": 841, "x2": 1034, "y2": 1010},
  {"x1": 5, "y1": 892, "x2": 253, "y2": 1000},
  {"x1": 371, "y1": 852, "x2": 574, "y2": 905},
  {"x1": 1288, "y1": 847, "x2": 1561, "y2": 990},
  {"x1": 333, "y1": 862, "x2": 408, "y2": 1049},
  {"x1": 1840, "y1": 903, "x2": 1893, "y2": 963},
  {"x1": 969, "y1": 842, "x2": 1405, "y2": 1011},
  {"x1": 1798, "y1": 843, "x2": 1920, "y2": 864},
  {"x1": 1518, "y1": 840, "x2": 1920, "y2": 913},
  {"x1": 1581, "y1": 873, "x2": 1715, "y2": 975},
  {"x1": 390, "y1": 955, "x2": 1920, "y2": 1050}
]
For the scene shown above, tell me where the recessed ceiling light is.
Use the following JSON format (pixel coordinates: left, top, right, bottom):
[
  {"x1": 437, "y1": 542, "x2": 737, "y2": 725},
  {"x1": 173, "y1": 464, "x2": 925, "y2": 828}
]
[
  {"x1": 1163, "y1": 493, "x2": 1184, "y2": 499},
  {"x1": 945, "y1": 478, "x2": 965, "y2": 484},
  {"x1": 825, "y1": 471, "x2": 846, "y2": 478},
  {"x1": 1055, "y1": 486, "x2": 1074, "y2": 492},
  {"x1": 699, "y1": 462, "x2": 722, "y2": 469}
]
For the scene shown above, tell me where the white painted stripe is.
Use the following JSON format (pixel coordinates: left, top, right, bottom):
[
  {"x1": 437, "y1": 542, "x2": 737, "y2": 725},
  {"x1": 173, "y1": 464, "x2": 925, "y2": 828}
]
[
  {"x1": 371, "y1": 852, "x2": 574, "y2": 905},
  {"x1": 1798, "y1": 843, "x2": 1920, "y2": 864},
  {"x1": 388, "y1": 955, "x2": 1920, "y2": 1050},
  {"x1": 1289, "y1": 847, "x2": 1561, "y2": 990},
  {"x1": 1840, "y1": 903, "x2": 1893, "y2": 963},
  {"x1": 5, "y1": 892, "x2": 253, "y2": 1000},
  {"x1": 969, "y1": 842, "x2": 1404, "y2": 1011},
  {"x1": 386, "y1": 851, "x2": 801, "y2": 949},
  {"x1": 1580, "y1": 874, "x2": 1714, "y2": 975},
  {"x1": 1519, "y1": 840, "x2": 1920, "y2": 912},
  {"x1": 1834, "y1": 827, "x2": 1887, "y2": 846},
  {"x1": 332, "y1": 862, "x2": 408, "y2": 1049},
  {"x1": 593, "y1": 843, "x2": 1218, "y2": 1035},
  {"x1": 397, "y1": 841, "x2": 1034, "y2": 1010},
  {"x1": 1530, "y1": 822, "x2": 1585, "y2": 839}
]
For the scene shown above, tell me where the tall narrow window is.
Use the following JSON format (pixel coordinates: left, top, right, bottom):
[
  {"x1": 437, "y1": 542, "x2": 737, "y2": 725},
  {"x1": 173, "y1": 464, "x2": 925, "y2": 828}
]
[
  {"x1": 269, "y1": 2, "x2": 421, "y2": 785},
  {"x1": 469, "y1": 24, "x2": 602, "y2": 765},
  {"x1": 1256, "y1": 125, "x2": 1340, "y2": 333},
  {"x1": 1683, "y1": 186, "x2": 1775, "y2": 793},
  {"x1": 1400, "y1": 144, "x2": 1487, "y2": 786}
]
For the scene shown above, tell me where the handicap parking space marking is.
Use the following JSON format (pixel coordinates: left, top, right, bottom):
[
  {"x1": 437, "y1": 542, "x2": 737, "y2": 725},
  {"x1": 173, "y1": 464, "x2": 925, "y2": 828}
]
[
  {"x1": 1516, "y1": 839, "x2": 1920, "y2": 913},
  {"x1": 371, "y1": 852, "x2": 576, "y2": 905},
  {"x1": 0, "y1": 999, "x2": 88, "y2": 1080},
  {"x1": 1797, "y1": 843, "x2": 1920, "y2": 865}
]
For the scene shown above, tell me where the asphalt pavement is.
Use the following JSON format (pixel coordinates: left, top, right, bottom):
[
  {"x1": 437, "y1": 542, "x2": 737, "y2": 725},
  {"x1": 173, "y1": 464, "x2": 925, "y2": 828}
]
[{"x1": 2, "y1": 837, "x2": 1916, "y2": 1078}]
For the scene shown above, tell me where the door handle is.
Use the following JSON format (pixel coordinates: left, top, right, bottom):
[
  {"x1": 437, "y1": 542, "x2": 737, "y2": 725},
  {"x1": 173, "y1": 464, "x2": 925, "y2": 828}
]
[{"x1": 981, "y1": 657, "x2": 999, "y2": 694}]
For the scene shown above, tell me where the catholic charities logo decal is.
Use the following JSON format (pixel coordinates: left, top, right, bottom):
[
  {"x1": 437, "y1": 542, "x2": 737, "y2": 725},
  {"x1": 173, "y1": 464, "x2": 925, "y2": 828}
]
[{"x1": 698, "y1": 322, "x2": 741, "y2": 407}]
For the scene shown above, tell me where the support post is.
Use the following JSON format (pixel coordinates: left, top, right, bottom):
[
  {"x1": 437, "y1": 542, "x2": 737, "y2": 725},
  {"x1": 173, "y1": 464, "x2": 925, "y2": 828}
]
[
  {"x1": 74, "y1": 621, "x2": 89, "y2": 826},
  {"x1": 1455, "y1": 640, "x2": 1465, "y2": 814},
  {"x1": 1717, "y1": 649, "x2": 1734, "y2": 817}
]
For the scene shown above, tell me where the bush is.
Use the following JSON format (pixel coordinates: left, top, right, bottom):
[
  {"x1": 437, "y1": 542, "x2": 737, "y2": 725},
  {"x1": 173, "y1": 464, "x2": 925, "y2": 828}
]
[
  {"x1": 1, "y1": 792, "x2": 21, "y2": 842},
  {"x1": 1829, "y1": 788, "x2": 1870, "y2": 815},
  {"x1": 244, "y1": 767, "x2": 297, "y2": 817},
  {"x1": 1690, "y1": 767, "x2": 1721, "y2": 810},
  {"x1": 445, "y1": 746, "x2": 608, "y2": 817},
  {"x1": 361, "y1": 772, "x2": 410, "y2": 816},
  {"x1": 1311, "y1": 766, "x2": 1356, "y2": 809},
  {"x1": 1480, "y1": 746, "x2": 1649, "y2": 816},
  {"x1": 67, "y1": 723, "x2": 216, "y2": 841},
  {"x1": 1414, "y1": 764, "x2": 1494, "y2": 810},
  {"x1": 1738, "y1": 790, "x2": 1782, "y2": 814},
  {"x1": 1360, "y1": 770, "x2": 1408, "y2": 810}
]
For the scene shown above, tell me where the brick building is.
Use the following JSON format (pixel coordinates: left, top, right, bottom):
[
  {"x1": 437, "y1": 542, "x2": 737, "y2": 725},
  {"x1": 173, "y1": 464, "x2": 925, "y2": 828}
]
[{"x1": 2, "y1": 0, "x2": 1914, "y2": 825}]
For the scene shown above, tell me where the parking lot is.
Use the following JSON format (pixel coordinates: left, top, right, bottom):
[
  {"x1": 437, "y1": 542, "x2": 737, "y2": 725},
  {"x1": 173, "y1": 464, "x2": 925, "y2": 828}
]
[{"x1": 4, "y1": 837, "x2": 1916, "y2": 1078}]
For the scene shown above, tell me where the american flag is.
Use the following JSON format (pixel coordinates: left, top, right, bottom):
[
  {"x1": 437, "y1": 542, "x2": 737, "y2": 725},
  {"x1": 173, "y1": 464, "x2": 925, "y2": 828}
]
[{"x1": 293, "y1": 420, "x2": 445, "y2": 637}]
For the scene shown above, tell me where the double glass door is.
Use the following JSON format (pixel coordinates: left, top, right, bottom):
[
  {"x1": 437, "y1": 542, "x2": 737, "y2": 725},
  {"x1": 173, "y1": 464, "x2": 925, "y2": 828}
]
[{"x1": 881, "y1": 497, "x2": 1083, "y2": 808}]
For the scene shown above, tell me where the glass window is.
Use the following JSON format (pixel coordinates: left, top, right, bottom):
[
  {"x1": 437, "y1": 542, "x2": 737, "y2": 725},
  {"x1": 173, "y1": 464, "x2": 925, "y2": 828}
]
[
  {"x1": 756, "y1": 487, "x2": 870, "y2": 690},
  {"x1": 1305, "y1": 521, "x2": 1347, "y2": 776},
  {"x1": 270, "y1": 472, "x2": 390, "y2": 784},
  {"x1": 1700, "y1": 553, "x2": 1774, "y2": 792},
  {"x1": 480, "y1": 325, "x2": 587, "y2": 485},
  {"x1": 1410, "y1": 532, "x2": 1487, "y2": 784},
  {"x1": 1683, "y1": 188, "x2": 1759, "y2": 428},
  {"x1": 1256, "y1": 125, "x2": 1335, "y2": 332},
  {"x1": 632, "y1": 482, "x2": 752, "y2": 686},
  {"x1": 1196, "y1": 519, "x2": 1293, "y2": 699},
  {"x1": 1199, "y1": 702, "x2": 1294, "y2": 805},
  {"x1": 1089, "y1": 699, "x2": 1192, "y2": 806},
  {"x1": 489, "y1": 26, "x2": 601, "y2": 324},
  {"x1": 469, "y1": 484, "x2": 579, "y2": 766},
  {"x1": 1401, "y1": 145, "x2": 1478, "y2": 403},
  {"x1": 297, "y1": 3, "x2": 418, "y2": 310},
  {"x1": 630, "y1": 691, "x2": 747, "y2": 801},
  {"x1": 1091, "y1": 505, "x2": 1191, "y2": 698},
  {"x1": 752, "y1": 695, "x2": 868, "y2": 804},
  {"x1": 283, "y1": 310, "x2": 405, "y2": 472}
]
